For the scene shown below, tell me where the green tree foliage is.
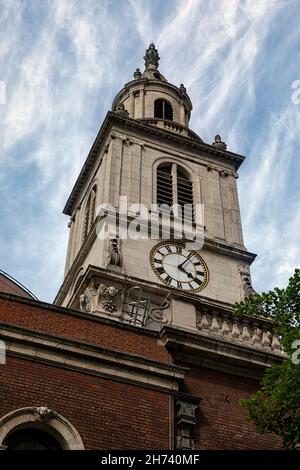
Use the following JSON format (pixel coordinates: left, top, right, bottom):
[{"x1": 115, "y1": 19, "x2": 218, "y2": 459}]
[{"x1": 234, "y1": 269, "x2": 300, "y2": 449}]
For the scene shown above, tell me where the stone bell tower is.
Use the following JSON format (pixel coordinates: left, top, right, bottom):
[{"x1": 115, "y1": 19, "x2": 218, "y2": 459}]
[{"x1": 54, "y1": 43, "x2": 276, "y2": 352}]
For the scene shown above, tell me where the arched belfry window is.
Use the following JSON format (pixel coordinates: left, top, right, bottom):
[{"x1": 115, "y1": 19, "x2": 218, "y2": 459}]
[
  {"x1": 156, "y1": 163, "x2": 194, "y2": 221},
  {"x1": 154, "y1": 99, "x2": 173, "y2": 120},
  {"x1": 83, "y1": 185, "x2": 97, "y2": 239}
]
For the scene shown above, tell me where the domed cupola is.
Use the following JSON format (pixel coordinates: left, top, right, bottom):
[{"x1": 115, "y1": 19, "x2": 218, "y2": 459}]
[{"x1": 112, "y1": 43, "x2": 194, "y2": 137}]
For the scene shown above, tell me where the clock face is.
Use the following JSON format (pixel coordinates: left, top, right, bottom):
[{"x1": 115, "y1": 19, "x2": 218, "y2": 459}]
[{"x1": 150, "y1": 242, "x2": 209, "y2": 292}]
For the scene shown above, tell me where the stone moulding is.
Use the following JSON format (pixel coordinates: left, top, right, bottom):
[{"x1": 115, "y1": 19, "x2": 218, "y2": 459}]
[
  {"x1": 0, "y1": 323, "x2": 186, "y2": 393},
  {"x1": 0, "y1": 406, "x2": 85, "y2": 450},
  {"x1": 160, "y1": 324, "x2": 284, "y2": 379}
]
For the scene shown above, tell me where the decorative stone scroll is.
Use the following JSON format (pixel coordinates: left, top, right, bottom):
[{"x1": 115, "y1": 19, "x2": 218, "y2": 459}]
[
  {"x1": 148, "y1": 292, "x2": 171, "y2": 324},
  {"x1": 196, "y1": 311, "x2": 282, "y2": 354}
]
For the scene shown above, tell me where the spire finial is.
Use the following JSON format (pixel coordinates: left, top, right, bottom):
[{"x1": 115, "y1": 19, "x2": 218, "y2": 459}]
[{"x1": 143, "y1": 43, "x2": 160, "y2": 69}]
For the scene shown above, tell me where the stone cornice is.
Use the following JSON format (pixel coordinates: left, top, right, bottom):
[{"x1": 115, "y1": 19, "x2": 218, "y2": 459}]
[
  {"x1": 204, "y1": 238, "x2": 256, "y2": 264},
  {"x1": 160, "y1": 325, "x2": 284, "y2": 379},
  {"x1": 63, "y1": 112, "x2": 246, "y2": 216},
  {"x1": 0, "y1": 323, "x2": 186, "y2": 392},
  {"x1": 55, "y1": 263, "x2": 276, "y2": 335}
]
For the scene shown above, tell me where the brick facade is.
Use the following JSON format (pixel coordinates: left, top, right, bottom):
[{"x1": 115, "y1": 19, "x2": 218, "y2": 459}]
[
  {"x1": 178, "y1": 362, "x2": 282, "y2": 450},
  {"x1": 0, "y1": 293, "x2": 282, "y2": 450}
]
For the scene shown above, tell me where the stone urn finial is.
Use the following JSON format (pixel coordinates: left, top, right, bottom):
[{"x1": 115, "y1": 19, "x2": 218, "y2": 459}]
[{"x1": 212, "y1": 134, "x2": 227, "y2": 150}]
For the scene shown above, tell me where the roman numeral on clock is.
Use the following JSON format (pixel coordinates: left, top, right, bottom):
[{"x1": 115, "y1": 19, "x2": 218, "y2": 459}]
[
  {"x1": 196, "y1": 270, "x2": 204, "y2": 277},
  {"x1": 156, "y1": 266, "x2": 164, "y2": 275},
  {"x1": 193, "y1": 277, "x2": 203, "y2": 286}
]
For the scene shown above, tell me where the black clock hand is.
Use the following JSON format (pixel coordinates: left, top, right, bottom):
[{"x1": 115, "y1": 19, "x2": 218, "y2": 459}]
[
  {"x1": 178, "y1": 264, "x2": 194, "y2": 279},
  {"x1": 178, "y1": 254, "x2": 192, "y2": 270}
]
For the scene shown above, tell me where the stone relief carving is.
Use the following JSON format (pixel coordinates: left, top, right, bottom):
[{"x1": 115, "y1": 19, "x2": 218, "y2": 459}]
[
  {"x1": 98, "y1": 284, "x2": 121, "y2": 313},
  {"x1": 148, "y1": 292, "x2": 171, "y2": 324},
  {"x1": 80, "y1": 279, "x2": 122, "y2": 316},
  {"x1": 79, "y1": 279, "x2": 171, "y2": 327},
  {"x1": 196, "y1": 311, "x2": 282, "y2": 354},
  {"x1": 238, "y1": 265, "x2": 256, "y2": 298}
]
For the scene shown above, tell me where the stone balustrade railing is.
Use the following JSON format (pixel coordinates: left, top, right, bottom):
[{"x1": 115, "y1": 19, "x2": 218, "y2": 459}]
[
  {"x1": 197, "y1": 311, "x2": 283, "y2": 355},
  {"x1": 138, "y1": 118, "x2": 201, "y2": 141}
]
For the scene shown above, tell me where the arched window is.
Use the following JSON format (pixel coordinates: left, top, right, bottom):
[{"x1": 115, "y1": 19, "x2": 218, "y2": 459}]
[
  {"x1": 0, "y1": 407, "x2": 85, "y2": 450},
  {"x1": 83, "y1": 185, "x2": 97, "y2": 239},
  {"x1": 154, "y1": 99, "x2": 173, "y2": 120},
  {"x1": 156, "y1": 163, "x2": 194, "y2": 222},
  {"x1": 3, "y1": 428, "x2": 62, "y2": 450}
]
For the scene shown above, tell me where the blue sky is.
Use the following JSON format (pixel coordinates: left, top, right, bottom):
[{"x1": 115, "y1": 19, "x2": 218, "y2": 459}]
[{"x1": 0, "y1": 0, "x2": 299, "y2": 302}]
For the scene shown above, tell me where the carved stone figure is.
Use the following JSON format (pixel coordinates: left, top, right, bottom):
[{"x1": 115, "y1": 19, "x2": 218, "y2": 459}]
[
  {"x1": 143, "y1": 42, "x2": 160, "y2": 69},
  {"x1": 79, "y1": 278, "x2": 121, "y2": 315}
]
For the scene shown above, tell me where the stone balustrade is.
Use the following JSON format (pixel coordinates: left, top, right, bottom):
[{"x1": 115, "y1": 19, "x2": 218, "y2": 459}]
[{"x1": 196, "y1": 311, "x2": 283, "y2": 355}]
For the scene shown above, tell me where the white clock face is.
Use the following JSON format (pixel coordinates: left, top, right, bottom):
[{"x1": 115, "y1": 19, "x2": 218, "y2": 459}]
[{"x1": 150, "y1": 242, "x2": 209, "y2": 292}]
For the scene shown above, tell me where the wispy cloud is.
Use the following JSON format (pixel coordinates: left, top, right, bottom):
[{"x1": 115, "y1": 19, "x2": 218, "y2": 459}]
[{"x1": 0, "y1": 0, "x2": 299, "y2": 301}]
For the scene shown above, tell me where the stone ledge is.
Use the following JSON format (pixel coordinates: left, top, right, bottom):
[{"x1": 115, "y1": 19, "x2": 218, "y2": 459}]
[
  {"x1": 0, "y1": 323, "x2": 186, "y2": 392},
  {"x1": 160, "y1": 325, "x2": 284, "y2": 379}
]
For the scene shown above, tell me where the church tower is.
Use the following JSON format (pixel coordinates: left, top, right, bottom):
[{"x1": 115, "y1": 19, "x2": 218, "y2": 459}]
[
  {"x1": 0, "y1": 44, "x2": 283, "y2": 452},
  {"x1": 54, "y1": 44, "x2": 270, "y2": 347},
  {"x1": 55, "y1": 43, "x2": 258, "y2": 332}
]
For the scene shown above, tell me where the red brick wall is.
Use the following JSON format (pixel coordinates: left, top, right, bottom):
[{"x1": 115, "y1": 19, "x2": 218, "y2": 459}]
[
  {"x1": 178, "y1": 362, "x2": 282, "y2": 450},
  {"x1": 0, "y1": 296, "x2": 170, "y2": 363},
  {"x1": 0, "y1": 356, "x2": 170, "y2": 450}
]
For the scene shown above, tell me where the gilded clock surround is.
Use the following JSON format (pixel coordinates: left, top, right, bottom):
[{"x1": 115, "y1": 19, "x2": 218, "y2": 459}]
[{"x1": 150, "y1": 241, "x2": 209, "y2": 293}]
